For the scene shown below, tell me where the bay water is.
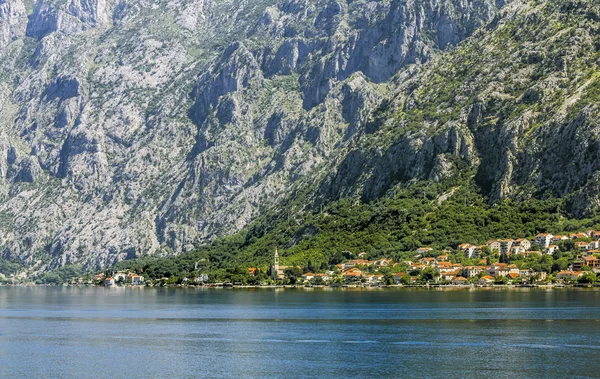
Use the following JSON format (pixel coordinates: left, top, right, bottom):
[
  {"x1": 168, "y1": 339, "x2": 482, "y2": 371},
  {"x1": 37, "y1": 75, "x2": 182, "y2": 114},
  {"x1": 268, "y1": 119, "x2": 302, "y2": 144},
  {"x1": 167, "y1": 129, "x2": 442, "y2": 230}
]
[{"x1": 0, "y1": 286, "x2": 599, "y2": 378}]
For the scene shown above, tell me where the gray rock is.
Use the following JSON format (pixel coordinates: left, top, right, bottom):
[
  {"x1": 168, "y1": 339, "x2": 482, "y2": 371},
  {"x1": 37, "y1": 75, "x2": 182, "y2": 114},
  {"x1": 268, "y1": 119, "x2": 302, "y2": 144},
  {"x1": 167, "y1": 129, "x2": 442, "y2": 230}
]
[{"x1": 0, "y1": 0, "x2": 26, "y2": 49}]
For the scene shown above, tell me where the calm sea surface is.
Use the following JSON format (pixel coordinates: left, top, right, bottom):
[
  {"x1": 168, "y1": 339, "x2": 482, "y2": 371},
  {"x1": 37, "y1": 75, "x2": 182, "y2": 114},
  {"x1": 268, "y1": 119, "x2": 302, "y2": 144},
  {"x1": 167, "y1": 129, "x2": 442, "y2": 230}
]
[{"x1": 0, "y1": 286, "x2": 599, "y2": 378}]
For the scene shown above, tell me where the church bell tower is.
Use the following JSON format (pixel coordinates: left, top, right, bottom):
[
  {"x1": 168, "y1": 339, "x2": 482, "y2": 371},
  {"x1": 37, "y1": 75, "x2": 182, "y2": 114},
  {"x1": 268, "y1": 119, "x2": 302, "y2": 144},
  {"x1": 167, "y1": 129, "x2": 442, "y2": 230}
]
[{"x1": 272, "y1": 247, "x2": 279, "y2": 279}]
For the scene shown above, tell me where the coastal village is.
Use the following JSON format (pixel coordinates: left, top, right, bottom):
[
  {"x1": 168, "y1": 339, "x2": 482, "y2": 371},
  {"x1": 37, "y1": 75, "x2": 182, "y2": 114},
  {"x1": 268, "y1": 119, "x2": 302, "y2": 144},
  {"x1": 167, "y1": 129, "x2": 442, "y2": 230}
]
[
  {"x1": 258, "y1": 230, "x2": 600, "y2": 287},
  {"x1": 51, "y1": 230, "x2": 600, "y2": 288},
  {"x1": 5, "y1": 230, "x2": 598, "y2": 287}
]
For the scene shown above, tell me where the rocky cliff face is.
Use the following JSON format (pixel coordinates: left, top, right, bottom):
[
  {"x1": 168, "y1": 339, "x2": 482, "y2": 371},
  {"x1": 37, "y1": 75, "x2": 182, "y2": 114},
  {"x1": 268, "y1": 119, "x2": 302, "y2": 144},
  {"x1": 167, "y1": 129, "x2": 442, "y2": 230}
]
[
  {"x1": 26, "y1": 0, "x2": 112, "y2": 37},
  {"x1": 0, "y1": 0, "x2": 26, "y2": 48},
  {"x1": 340, "y1": 0, "x2": 600, "y2": 215},
  {"x1": 1, "y1": 0, "x2": 599, "y2": 274}
]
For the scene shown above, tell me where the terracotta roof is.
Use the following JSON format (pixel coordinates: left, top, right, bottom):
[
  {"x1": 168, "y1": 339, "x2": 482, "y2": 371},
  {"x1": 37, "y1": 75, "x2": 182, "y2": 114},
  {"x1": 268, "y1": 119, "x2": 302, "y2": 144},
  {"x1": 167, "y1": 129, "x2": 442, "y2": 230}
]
[{"x1": 346, "y1": 259, "x2": 370, "y2": 265}]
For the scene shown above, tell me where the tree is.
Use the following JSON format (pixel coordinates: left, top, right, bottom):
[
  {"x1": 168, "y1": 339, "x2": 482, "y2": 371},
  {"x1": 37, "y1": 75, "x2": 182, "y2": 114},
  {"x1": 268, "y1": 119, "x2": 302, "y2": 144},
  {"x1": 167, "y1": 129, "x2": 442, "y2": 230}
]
[
  {"x1": 284, "y1": 267, "x2": 303, "y2": 284},
  {"x1": 578, "y1": 272, "x2": 596, "y2": 284},
  {"x1": 305, "y1": 260, "x2": 315, "y2": 273},
  {"x1": 552, "y1": 258, "x2": 569, "y2": 273},
  {"x1": 420, "y1": 267, "x2": 435, "y2": 282}
]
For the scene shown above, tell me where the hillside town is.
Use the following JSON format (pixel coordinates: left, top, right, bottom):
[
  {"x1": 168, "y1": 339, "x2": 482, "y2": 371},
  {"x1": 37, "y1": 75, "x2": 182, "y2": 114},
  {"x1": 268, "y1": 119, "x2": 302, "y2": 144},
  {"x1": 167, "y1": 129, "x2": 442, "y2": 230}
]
[
  {"x1": 7, "y1": 230, "x2": 599, "y2": 288},
  {"x1": 54, "y1": 230, "x2": 598, "y2": 288}
]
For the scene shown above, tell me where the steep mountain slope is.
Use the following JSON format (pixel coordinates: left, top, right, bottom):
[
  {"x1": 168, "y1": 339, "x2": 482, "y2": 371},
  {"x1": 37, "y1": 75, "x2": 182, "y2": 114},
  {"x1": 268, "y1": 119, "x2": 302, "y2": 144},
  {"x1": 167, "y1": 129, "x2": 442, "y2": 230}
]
[
  {"x1": 316, "y1": 0, "x2": 600, "y2": 215},
  {"x1": 0, "y1": 0, "x2": 507, "y2": 272},
  {"x1": 0, "y1": 0, "x2": 278, "y2": 269}
]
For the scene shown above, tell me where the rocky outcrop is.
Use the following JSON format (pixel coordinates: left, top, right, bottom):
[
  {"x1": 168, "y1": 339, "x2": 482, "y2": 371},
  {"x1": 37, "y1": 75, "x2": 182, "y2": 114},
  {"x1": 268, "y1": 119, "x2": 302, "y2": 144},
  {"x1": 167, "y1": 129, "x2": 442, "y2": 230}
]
[
  {"x1": 254, "y1": 0, "x2": 502, "y2": 109},
  {"x1": 321, "y1": 0, "x2": 600, "y2": 216},
  {"x1": 0, "y1": 0, "x2": 26, "y2": 48},
  {"x1": 26, "y1": 0, "x2": 112, "y2": 38}
]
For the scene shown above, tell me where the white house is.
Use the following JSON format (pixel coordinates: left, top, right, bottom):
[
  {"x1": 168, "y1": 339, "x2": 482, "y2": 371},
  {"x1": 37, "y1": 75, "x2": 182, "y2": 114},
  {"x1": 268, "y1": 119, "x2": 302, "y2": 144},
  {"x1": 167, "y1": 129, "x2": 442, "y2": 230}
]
[
  {"x1": 552, "y1": 235, "x2": 569, "y2": 243},
  {"x1": 465, "y1": 266, "x2": 487, "y2": 278},
  {"x1": 511, "y1": 245, "x2": 526, "y2": 255},
  {"x1": 458, "y1": 243, "x2": 477, "y2": 258},
  {"x1": 487, "y1": 240, "x2": 501, "y2": 252},
  {"x1": 514, "y1": 238, "x2": 531, "y2": 251},
  {"x1": 499, "y1": 239, "x2": 514, "y2": 254},
  {"x1": 535, "y1": 233, "x2": 553, "y2": 248}
]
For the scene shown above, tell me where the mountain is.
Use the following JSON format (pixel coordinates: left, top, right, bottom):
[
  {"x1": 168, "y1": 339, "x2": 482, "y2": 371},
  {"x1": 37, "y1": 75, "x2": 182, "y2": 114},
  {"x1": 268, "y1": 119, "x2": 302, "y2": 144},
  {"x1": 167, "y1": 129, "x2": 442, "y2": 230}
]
[{"x1": 0, "y1": 0, "x2": 599, "y2": 274}]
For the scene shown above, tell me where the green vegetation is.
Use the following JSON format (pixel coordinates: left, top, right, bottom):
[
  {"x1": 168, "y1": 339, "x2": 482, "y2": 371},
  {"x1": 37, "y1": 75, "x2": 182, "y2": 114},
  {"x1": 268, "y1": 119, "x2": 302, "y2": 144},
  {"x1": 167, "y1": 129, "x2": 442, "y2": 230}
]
[
  {"x1": 109, "y1": 172, "x2": 600, "y2": 283},
  {"x1": 0, "y1": 258, "x2": 25, "y2": 280},
  {"x1": 36, "y1": 265, "x2": 85, "y2": 285}
]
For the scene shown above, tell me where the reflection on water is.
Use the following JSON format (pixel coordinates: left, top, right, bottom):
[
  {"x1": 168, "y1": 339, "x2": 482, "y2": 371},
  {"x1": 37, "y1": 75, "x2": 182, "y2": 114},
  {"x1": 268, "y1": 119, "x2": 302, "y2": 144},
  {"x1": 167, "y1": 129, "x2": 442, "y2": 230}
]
[{"x1": 0, "y1": 287, "x2": 599, "y2": 378}]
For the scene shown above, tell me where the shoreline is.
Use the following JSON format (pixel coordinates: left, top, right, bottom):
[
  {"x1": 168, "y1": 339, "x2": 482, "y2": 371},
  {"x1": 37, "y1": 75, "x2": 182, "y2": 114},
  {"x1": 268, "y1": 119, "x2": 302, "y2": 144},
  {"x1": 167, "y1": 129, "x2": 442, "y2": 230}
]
[{"x1": 2, "y1": 283, "x2": 599, "y2": 290}]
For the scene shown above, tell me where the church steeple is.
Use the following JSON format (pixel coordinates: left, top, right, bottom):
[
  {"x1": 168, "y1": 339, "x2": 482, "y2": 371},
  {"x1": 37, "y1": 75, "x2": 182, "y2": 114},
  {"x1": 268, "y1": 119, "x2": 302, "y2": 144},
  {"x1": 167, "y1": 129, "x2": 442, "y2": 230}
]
[{"x1": 272, "y1": 247, "x2": 279, "y2": 279}]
